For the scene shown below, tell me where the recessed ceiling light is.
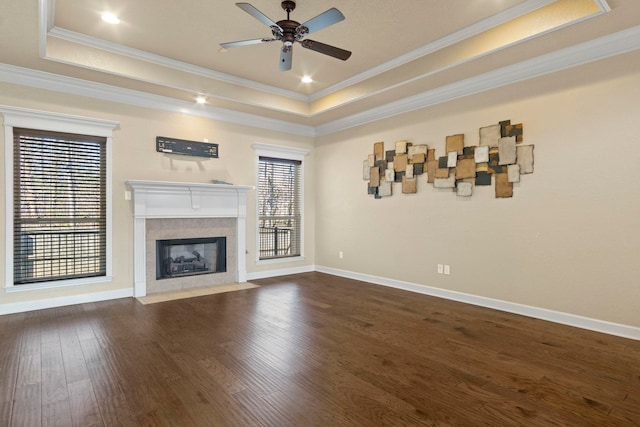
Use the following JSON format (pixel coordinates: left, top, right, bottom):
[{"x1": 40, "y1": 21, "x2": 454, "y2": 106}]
[
  {"x1": 101, "y1": 13, "x2": 120, "y2": 24},
  {"x1": 301, "y1": 76, "x2": 313, "y2": 83},
  {"x1": 196, "y1": 96, "x2": 207, "y2": 104}
]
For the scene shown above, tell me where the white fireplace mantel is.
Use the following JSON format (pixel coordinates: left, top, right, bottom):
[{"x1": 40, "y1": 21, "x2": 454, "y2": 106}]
[{"x1": 126, "y1": 180, "x2": 251, "y2": 297}]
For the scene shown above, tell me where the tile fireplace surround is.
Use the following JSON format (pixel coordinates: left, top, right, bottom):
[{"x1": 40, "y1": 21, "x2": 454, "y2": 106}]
[{"x1": 126, "y1": 180, "x2": 251, "y2": 297}]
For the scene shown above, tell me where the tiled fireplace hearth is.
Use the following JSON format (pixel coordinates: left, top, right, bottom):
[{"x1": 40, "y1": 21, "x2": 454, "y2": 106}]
[{"x1": 126, "y1": 180, "x2": 251, "y2": 297}]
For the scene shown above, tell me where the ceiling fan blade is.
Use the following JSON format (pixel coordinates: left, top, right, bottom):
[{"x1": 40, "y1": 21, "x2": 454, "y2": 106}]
[
  {"x1": 297, "y1": 8, "x2": 345, "y2": 35},
  {"x1": 300, "y1": 39, "x2": 351, "y2": 61},
  {"x1": 279, "y1": 47, "x2": 293, "y2": 71},
  {"x1": 236, "y1": 3, "x2": 283, "y2": 32},
  {"x1": 220, "y1": 38, "x2": 276, "y2": 49}
]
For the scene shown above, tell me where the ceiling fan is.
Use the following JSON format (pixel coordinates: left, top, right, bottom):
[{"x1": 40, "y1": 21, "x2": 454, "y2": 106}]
[{"x1": 220, "y1": 1, "x2": 352, "y2": 71}]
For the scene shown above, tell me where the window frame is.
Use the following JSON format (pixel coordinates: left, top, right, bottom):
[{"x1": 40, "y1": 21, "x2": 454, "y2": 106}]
[
  {"x1": 1, "y1": 105, "x2": 118, "y2": 292},
  {"x1": 252, "y1": 143, "x2": 309, "y2": 265}
]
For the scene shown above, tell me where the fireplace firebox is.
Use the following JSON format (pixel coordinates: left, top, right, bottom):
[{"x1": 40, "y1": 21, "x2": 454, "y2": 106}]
[{"x1": 156, "y1": 237, "x2": 226, "y2": 280}]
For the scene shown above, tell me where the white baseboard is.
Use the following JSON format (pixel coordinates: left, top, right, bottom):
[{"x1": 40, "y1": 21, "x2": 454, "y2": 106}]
[
  {"x1": 315, "y1": 265, "x2": 640, "y2": 341},
  {"x1": 4, "y1": 266, "x2": 638, "y2": 342},
  {"x1": 0, "y1": 263, "x2": 317, "y2": 315},
  {"x1": 247, "y1": 264, "x2": 316, "y2": 281},
  {"x1": 0, "y1": 288, "x2": 134, "y2": 315}
]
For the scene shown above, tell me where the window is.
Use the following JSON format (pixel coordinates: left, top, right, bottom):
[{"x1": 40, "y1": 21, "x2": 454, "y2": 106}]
[
  {"x1": 13, "y1": 128, "x2": 107, "y2": 284},
  {"x1": 253, "y1": 143, "x2": 308, "y2": 263},
  {"x1": 1, "y1": 105, "x2": 117, "y2": 290},
  {"x1": 258, "y1": 157, "x2": 302, "y2": 260}
]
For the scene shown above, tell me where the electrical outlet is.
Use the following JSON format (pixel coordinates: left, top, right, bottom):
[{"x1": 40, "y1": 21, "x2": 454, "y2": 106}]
[
  {"x1": 437, "y1": 264, "x2": 443, "y2": 274},
  {"x1": 339, "y1": 251, "x2": 343, "y2": 259},
  {"x1": 125, "y1": 190, "x2": 131, "y2": 200},
  {"x1": 444, "y1": 265, "x2": 450, "y2": 275}
]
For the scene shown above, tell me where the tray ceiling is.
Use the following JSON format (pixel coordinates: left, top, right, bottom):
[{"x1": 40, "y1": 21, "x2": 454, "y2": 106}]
[{"x1": 2, "y1": 0, "x2": 639, "y2": 135}]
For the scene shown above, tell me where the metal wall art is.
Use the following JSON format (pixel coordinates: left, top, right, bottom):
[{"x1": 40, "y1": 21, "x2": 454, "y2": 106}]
[{"x1": 363, "y1": 120, "x2": 534, "y2": 199}]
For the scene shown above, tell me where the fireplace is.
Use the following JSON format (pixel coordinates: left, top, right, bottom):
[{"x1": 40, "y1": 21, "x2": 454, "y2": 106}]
[
  {"x1": 125, "y1": 180, "x2": 250, "y2": 297},
  {"x1": 156, "y1": 237, "x2": 227, "y2": 280}
]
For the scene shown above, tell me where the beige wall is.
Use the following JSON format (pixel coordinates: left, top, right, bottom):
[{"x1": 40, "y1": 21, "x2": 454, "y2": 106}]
[
  {"x1": 0, "y1": 83, "x2": 315, "y2": 305},
  {"x1": 314, "y1": 64, "x2": 640, "y2": 328}
]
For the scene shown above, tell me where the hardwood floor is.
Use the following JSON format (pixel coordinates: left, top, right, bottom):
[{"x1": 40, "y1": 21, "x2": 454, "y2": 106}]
[{"x1": 1, "y1": 272, "x2": 639, "y2": 426}]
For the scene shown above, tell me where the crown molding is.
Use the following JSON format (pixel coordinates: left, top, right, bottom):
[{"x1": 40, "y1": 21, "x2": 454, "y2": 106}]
[
  {"x1": 310, "y1": 1, "x2": 611, "y2": 116},
  {"x1": 0, "y1": 63, "x2": 315, "y2": 137},
  {"x1": 309, "y1": 0, "x2": 557, "y2": 101},
  {"x1": 38, "y1": 0, "x2": 52, "y2": 57},
  {"x1": 40, "y1": 0, "x2": 307, "y2": 103},
  {"x1": 41, "y1": 0, "x2": 558, "y2": 106},
  {"x1": 39, "y1": 0, "x2": 612, "y2": 118},
  {"x1": 594, "y1": 0, "x2": 612, "y2": 12},
  {"x1": 3, "y1": 24, "x2": 637, "y2": 138},
  {"x1": 315, "y1": 24, "x2": 640, "y2": 136},
  {"x1": 46, "y1": 26, "x2": 310, "y2": 104}
]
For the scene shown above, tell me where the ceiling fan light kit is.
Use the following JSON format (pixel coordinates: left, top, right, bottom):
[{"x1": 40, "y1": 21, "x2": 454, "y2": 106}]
[{"x1": 220, "y1": 1, "x2": 351, "y2": 71}]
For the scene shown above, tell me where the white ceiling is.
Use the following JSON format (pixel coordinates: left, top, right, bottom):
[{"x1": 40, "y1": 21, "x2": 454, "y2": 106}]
[{"x1": 1, "y1": 0, "x2": 640, "y2": 136}]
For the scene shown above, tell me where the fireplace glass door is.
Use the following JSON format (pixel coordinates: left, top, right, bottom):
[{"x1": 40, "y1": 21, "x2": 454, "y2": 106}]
[{"x1": 156, "y1": 237, "x2": 226, "y2": 279}]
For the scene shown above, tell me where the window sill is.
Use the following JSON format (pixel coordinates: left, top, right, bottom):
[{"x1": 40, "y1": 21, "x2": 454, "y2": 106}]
[
  {"x1": 256, "y1": 256, "x2": 305, "y2": 266},
  {"x1": 5, "y1": 276, "x2": 113, "y2": 293}
]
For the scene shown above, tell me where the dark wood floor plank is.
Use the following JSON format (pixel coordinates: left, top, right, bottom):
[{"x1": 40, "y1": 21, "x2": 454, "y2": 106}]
[
  {"x1": 39, "y1": 326, "x2": 61, "y2": 345},
  {"x1": 0, "y1": 312, "x2": 23, "y2": 423},
  {"x1": 232, "y1": 388, "x2": 296, "y2": 427},
  {"x1": 41, "y1": 341, "x2": 68, "y2": 406},
  {"x1": 59, "y1": 332, "x2": 90, "y2": 385},
  {"x1": 198, "y1": 355, "x2": 248, "y2": 395},
  {"x1": 0, "y1": 401, "x2": 12, "y2": 427},
  {"x1": 98, "y1": 341, "x2": 172, "y2": 417},
  {"x1": 67, "y1": 378, "x2": 102, "y2": 427},
  {"x1": 291, "y1": 362, "x2": 449, "y2": 426},
  {"x1": 166, "y1": 376, "x2": 256, "y2": 427},
  {"x1": 16, "y1": 353, "x2": 41, "y2": 388},
  {"x1": 0, "y1": 313, "x2": 25, "y2": 338},
  {"x1": 142, "y1": 396, "x2": 200, "y2": 427},
  {"x1": 134, "y1": 410, "x2": 171, "y2": 427},
  {"x1": 79, "y1": 338, "x2": 104, "y2": 367},
  {"x1": 213, "y1": 351, "x2": 291, "y2": 397},
  {"x1": 18, "y1": 330, "x2": 41, "y2": 357},
  {"x1": 11, "y1": 383, "x2": 41, "y2": 427},
  {"x1": 0, "y1": 349, "x2": 20, "y2": 405},
  {"x1": 86, "y1": 363, "x2": 122, "y2": 402},
  {"x1": 1, "y1": 271, "x2": 640, "y2": 426},
  {"x1": 42, "y1": 399, "x2": 73, "y2": 427},
  {"x1": 74, "y1": 320, "x2": 96, "y2": 342},
  {"x1": 164, "y1": 350, "x2": 264, "y2": 426},
  {"x1": 94, "y1": 393, "x2": 138, "y2": 427}
]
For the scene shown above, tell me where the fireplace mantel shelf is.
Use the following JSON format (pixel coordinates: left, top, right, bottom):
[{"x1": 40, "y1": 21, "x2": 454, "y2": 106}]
[
  {"x1": 126, "y1": 180, "x2": 252, "y2": 219},
  {"x1": 126, "y1": 180, "x2": 253, "y2": 192},
  {"x1": 125, "y1": 180, "x2": 250, "y2": 296}
]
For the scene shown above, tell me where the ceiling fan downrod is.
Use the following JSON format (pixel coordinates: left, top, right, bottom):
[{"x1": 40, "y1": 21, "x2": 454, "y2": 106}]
[
  {"x1": 277, "y1": 1, "x2": 301, "y2": 49},
  {"x1": 281, "y1": 0, "x2": 296, "y2": 18}
]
